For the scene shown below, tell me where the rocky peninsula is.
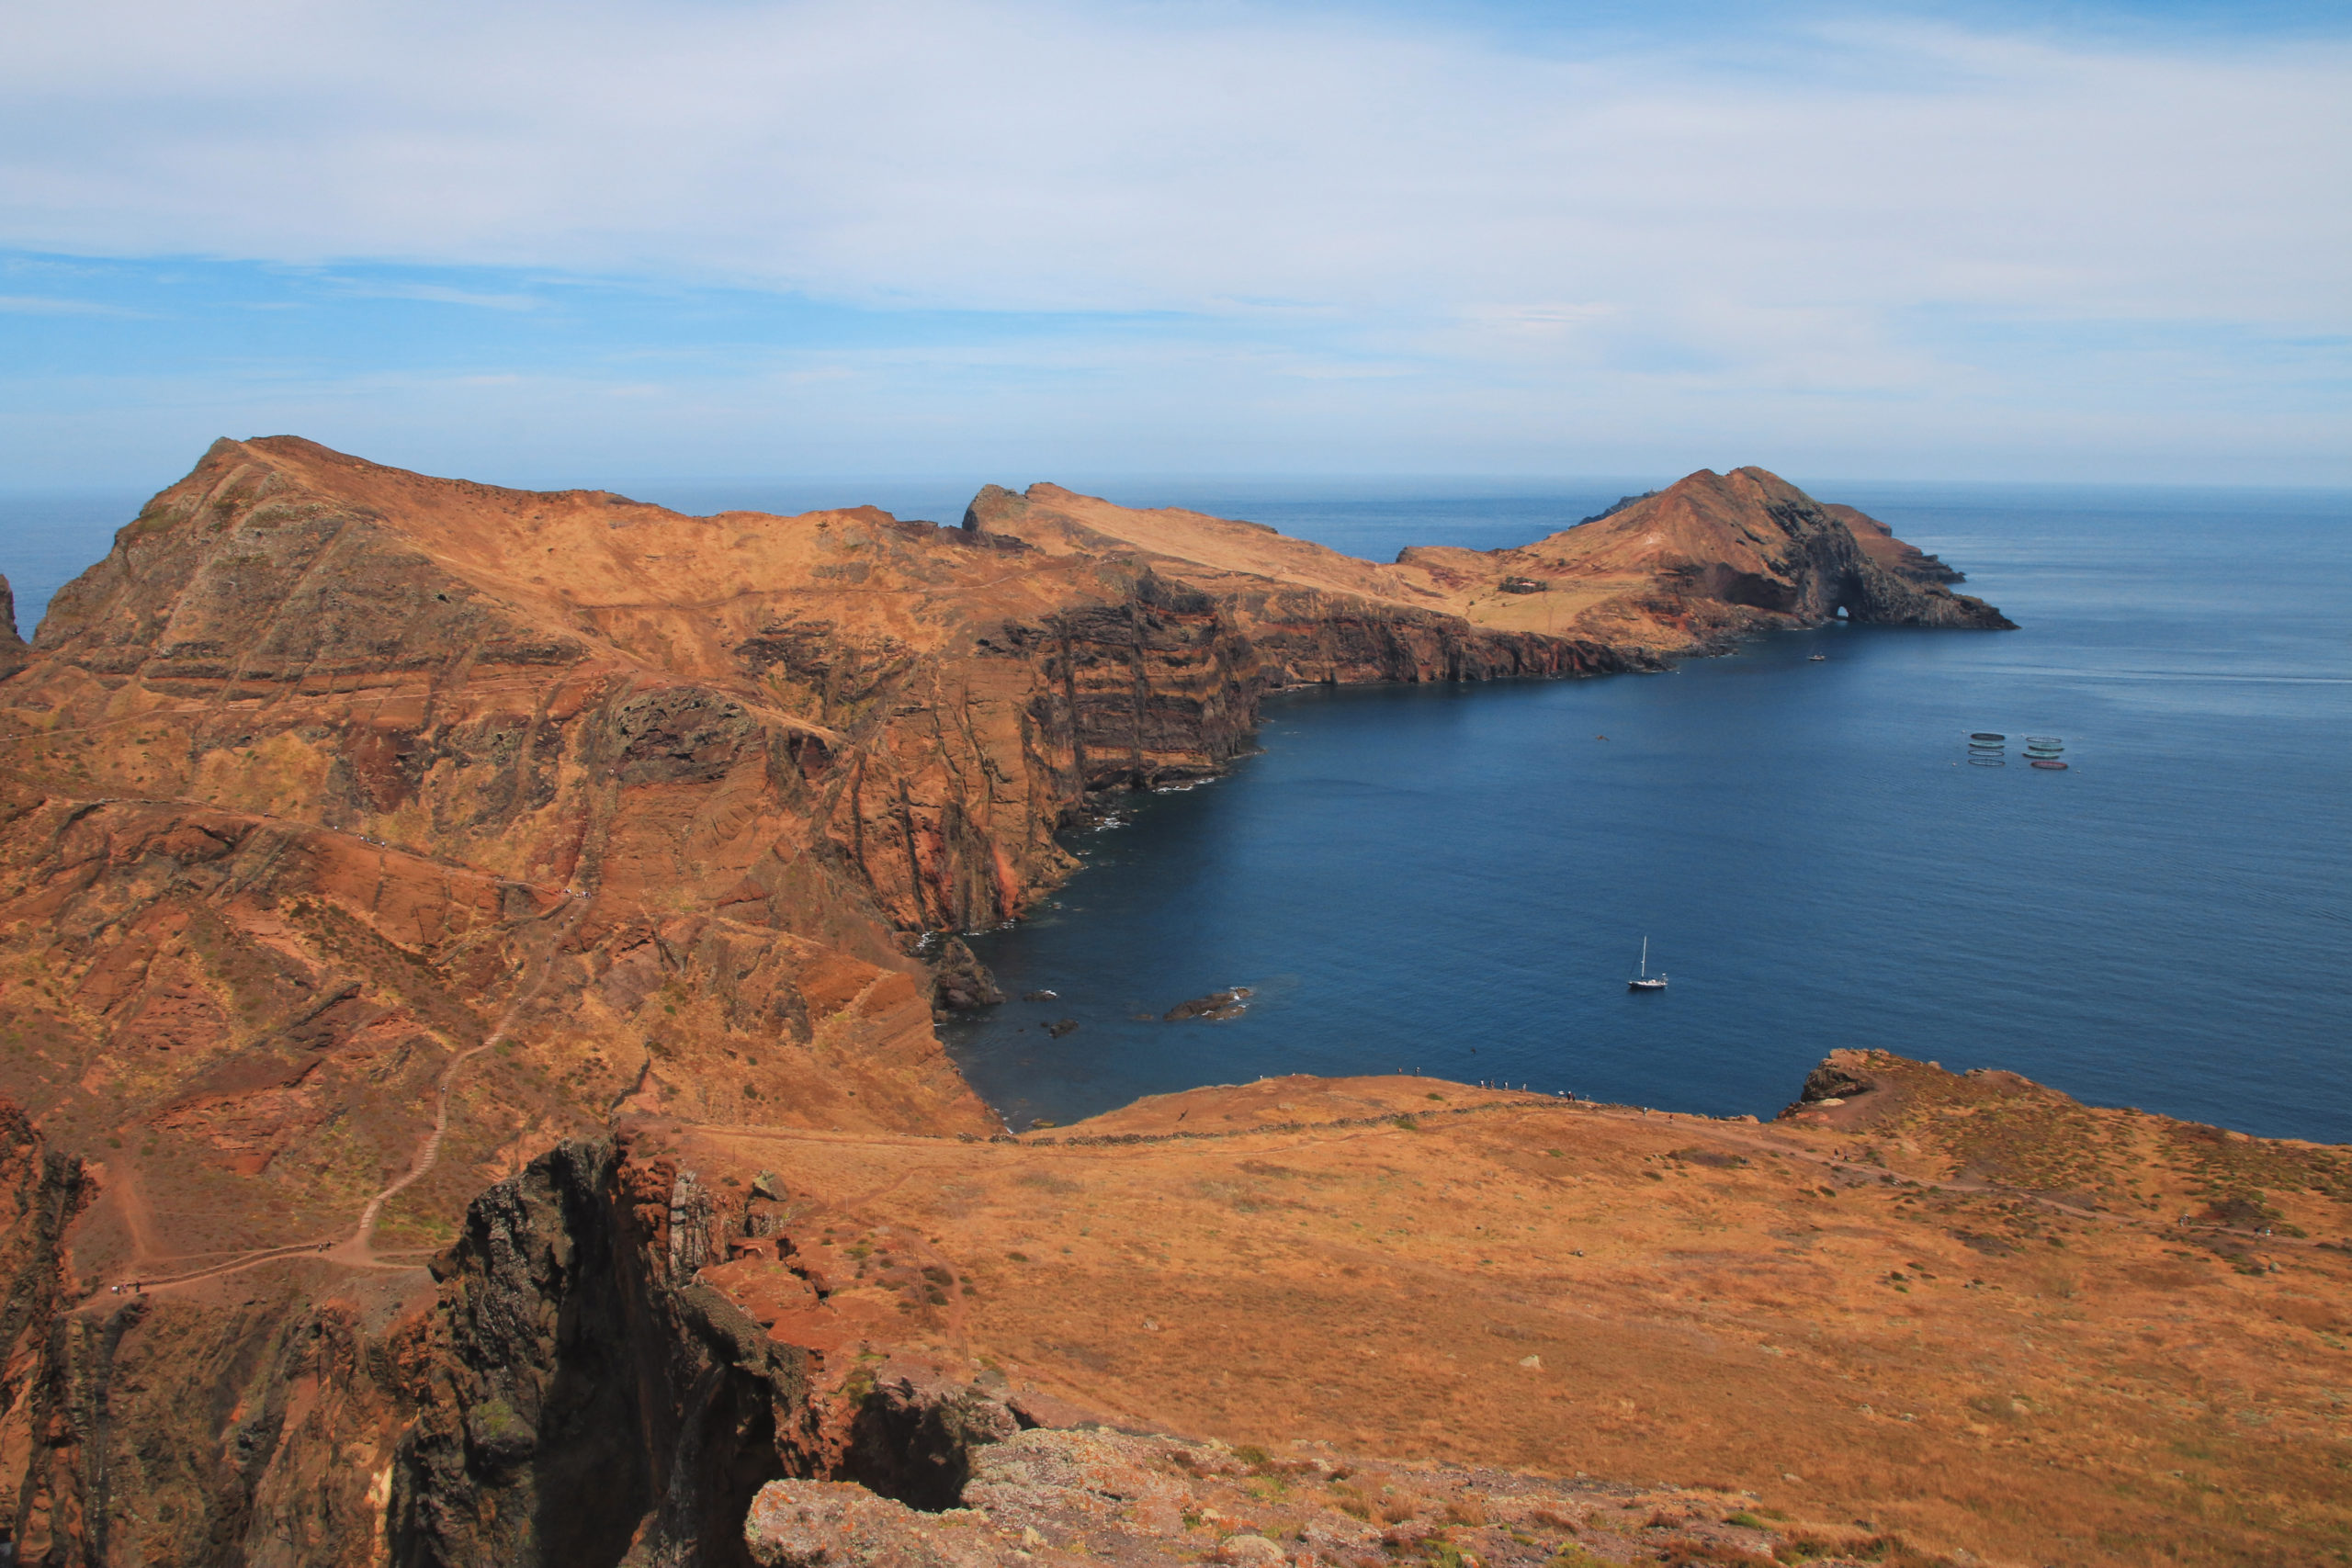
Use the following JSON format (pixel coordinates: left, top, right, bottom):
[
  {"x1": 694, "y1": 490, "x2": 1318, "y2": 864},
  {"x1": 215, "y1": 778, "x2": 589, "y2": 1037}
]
[{"x1": 1, "y1": 439, "x2": 2334, "y2": 1567}]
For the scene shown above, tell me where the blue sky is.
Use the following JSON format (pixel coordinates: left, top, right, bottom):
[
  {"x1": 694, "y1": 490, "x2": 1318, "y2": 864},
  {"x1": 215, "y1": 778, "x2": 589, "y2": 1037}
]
[{"x1": 3, "y1": 0, "x2": 2346, "y2": 491}]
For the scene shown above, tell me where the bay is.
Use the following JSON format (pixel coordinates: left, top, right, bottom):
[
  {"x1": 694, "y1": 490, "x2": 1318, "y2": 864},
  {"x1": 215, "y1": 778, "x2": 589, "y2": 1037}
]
[
  {"x1": 940, "y1": 482, "x2": 2352, "y2": 1144},
  {"x1": 7, "y1": 478, "x2": 2346, "y2": 1144}
]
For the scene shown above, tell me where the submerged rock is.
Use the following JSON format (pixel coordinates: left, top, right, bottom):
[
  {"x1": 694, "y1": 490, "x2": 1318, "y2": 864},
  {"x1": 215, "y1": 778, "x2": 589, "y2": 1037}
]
[{"x1": 1163, "y1": 987, "x2": 1251, "y2": 1021}]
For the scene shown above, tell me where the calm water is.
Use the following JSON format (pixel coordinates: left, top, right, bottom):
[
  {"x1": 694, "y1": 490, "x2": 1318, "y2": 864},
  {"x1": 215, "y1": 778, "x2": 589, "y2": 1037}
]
[
  {"x1": 7, "y1": 479, "x2": 2348, "y2": 1143},
  {"x1": 939, "y1": 483, "x2": 2352, "y2": 1143}
]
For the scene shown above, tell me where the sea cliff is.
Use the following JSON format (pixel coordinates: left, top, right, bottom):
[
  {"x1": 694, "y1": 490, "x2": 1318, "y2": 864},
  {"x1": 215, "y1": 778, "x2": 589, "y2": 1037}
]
[{"x1": 30, "y1": 441, "x2": 2309, "y2": 1567}]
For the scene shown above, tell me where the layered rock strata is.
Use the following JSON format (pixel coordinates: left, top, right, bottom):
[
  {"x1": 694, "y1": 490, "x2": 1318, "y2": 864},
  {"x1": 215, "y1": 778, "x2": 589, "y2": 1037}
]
[
  {"x1": 0, "y1": 440, "x2": 2009, "y2": 1279},
  {"x1": 965, "y1": 467, "x2": 2011, "y2": 662},
  {"x1": 963, "y1": 484, "x2": 1657, "y2": 684},
  {"x1": 0, "y1": 439, "x2": 2042, "y2": 1564},
  {"x1": 0, "y1": 575, "x2": 26, "y2": 682},
  {"x1": 1822, "y1": 502, "x2": 1968, "y2": 585}
]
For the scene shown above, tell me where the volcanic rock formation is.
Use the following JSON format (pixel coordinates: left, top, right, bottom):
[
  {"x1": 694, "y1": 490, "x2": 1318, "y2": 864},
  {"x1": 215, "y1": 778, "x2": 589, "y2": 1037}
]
[
  {"x1": 1824, "y1": 502, "x2": 1969, "y2": 585},
  {"x1": 0, "y1": 440, "x2": 2007, "y2": 1277},
  {"x1": 0, "y1": 438, "x2": 2053, "y2": 1564},
  {"x1": 965, "y1": 466, "x2": 2011, "y2": 664},
  {"x1": 0, "y1": 574, "x2": 27, "y2": 682}
]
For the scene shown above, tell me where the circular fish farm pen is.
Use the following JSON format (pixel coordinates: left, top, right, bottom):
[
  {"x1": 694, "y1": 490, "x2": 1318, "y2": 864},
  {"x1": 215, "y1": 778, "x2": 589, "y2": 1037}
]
[{"x1": 1965, "y1": 730, "x2": 2070, "y2": 771}]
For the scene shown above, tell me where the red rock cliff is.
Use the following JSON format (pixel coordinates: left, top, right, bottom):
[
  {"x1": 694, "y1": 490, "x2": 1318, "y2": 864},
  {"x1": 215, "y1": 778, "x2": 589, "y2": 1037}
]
[{"x1": 0, "y1": 439, "x2": 2020, "y2": 1563}]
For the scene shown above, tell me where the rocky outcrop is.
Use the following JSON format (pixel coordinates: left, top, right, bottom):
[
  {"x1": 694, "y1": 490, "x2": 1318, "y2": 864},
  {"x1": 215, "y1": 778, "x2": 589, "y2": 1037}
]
[
  {"x1": 1821, "y1": 502, "x2": 1967, "y2": 585},
  {"x1": 390, "y1": 1136, "x2": 823, "y2": 1568},
  {"x1": 1802, "y1": 1059, "x2": 1876, "y2": 1102},
  {"x1": 1162, "y1": 988, "x2": 1250, "y2": 1021},
  {"x1": 741, "y1": 1427, "x2": 1958, "y2": 1568},
  {"x1": 0, "y1": 574, "x2": 26, "y2": 682},
  {"x1": 926, "y1": 937, "x2": 1003, "y2": 1017},
  {"x1": 0, "y1": 1111, "x2": 1013, "y2": 1568},
  {"x1": 838, "y1": 1363, "x2": 1021, "y2": 1511},
  {"x1": 391, "y1": 1133, "x2": 1114, "y2": 1566},
  {"x1": 1447, "y1": 468, "x2": 2014, "y2": 649}
]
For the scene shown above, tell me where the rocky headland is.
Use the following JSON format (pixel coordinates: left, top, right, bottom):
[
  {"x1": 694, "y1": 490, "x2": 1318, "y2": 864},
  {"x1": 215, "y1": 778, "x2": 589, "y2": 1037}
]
[
  {"x1": 6, "y1": 440, "x2": 2335, "y2": 1566},
  {"x1": 963, "y1": 467, "x2": 2010, "y2": 674}
]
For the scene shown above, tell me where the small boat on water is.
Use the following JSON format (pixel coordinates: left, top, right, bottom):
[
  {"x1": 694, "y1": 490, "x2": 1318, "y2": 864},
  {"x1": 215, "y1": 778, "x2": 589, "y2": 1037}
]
[
  {"x1": 1628, "y1": 937, "x2": 1668, "y2": 992},
  {"x1": 1809, "y1": 653, "x2": 1827, "y2": 661}
]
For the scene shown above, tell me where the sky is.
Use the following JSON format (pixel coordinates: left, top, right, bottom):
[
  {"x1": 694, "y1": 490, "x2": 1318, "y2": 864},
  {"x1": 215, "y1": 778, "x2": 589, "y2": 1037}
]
[{"x1": 2, "y1": 0, "x2": 2348, "y2": 491}]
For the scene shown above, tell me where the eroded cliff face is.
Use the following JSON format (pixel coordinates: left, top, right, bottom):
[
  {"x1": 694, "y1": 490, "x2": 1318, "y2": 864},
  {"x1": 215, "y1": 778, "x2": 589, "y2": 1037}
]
[
  {"x1": 1401, "y1": 467, "x2": 2014, "y2": 649},
  {"x1": 390, "y1": 1136, "x2": 824, "y2": 1568},
  {"x1": 0, "y1": 1104, "x2": 1023, "y2": 1568},
  {"x1": 0, "y1": 441, "x2": 2032, "y2": 1564},
  {"x1": 0, "y1": 1099, "x2": 96, "y2": 1562},
  {"x1": 961, "y1": 483, "x2": 1659, "y2": 684},
  {"x1": 1821, "y1": 502, "x2": 1967, "y2": 585},
  {"x1": 0, "y1": 575, "x2": 27, "y2": 682},
  {"x1": 0, "y1": 438, "x2": 1312, "y2": 1279},
  {"x1": 0, "y1": 1099, "x2": 413, "y2": 1568},
  {"x1": 963, "y1": 467, "x2": 2010, "y2": 661},
  {"x1": 16, "y1": 438, "x2": 1251, "y2": 947}
]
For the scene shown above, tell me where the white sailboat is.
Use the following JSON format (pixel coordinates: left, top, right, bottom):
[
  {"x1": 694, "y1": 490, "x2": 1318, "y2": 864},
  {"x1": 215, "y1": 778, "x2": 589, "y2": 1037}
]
[{"x1": 1628, "y1": 937, "x2": 1668, "y2": 992}]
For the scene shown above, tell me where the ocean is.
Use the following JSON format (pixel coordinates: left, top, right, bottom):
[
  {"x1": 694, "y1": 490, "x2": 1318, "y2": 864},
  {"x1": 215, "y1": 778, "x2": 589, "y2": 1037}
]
[
  {"x1": 934, "y1": 481, "x2": 2352, "y2": 1143},
  {"x1": 6, "y1": 478, "x2": 2347, "y2": 1143}
]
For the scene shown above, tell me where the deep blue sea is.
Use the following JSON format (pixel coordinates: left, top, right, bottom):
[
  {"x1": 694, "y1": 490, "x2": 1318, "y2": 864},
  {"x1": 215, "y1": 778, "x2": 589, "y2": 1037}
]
[
  {"x1": 6, "y1": 479, "x2": 2348, "y2": 1143},
  {"x1": 927, "y1": 481, "x2": 2352, "y2": 1144}
]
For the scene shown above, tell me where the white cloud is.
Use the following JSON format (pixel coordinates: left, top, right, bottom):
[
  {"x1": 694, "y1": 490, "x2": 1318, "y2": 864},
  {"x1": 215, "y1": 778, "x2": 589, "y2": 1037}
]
[
  {"x1": 327, "y1": 280, "x2": 546, "y2": 310},
  {"x1": 6, "y1": 3, "x2": 2346, "y2": 322},
  {"x1": 0, "y1": 1, "x2": 2345, "y2": 480},
  {"x1": 0, "y1": 294, "x2": 143, "y2": 316}
]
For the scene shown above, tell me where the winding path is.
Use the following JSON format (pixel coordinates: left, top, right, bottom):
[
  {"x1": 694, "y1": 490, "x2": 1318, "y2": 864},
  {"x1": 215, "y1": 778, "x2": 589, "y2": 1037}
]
[
  {"x1": 321, "y1": 1038, "x2": 504, "y2": 1269},
  {"x1": 82, "y1": 897, "x2": 590, "y2": 1304}
]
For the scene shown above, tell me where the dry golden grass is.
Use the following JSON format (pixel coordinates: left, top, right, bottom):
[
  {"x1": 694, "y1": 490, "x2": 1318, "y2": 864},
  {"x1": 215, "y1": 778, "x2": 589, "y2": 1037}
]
[{"x1": 656, "y1": 1059, "x2": 2352, "y2": 1568}]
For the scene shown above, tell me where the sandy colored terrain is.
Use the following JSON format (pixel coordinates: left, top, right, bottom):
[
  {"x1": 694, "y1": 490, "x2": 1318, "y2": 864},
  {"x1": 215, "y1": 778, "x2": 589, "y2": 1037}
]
[
  {"x1": 969, "y1": 468, "x2": 2009, "y2": 657},
  {"x1": 0, "y1": 440, "x2": 2050, "y2": 1563},
  {"x1": 645, "y1": 1054, "x2": 2352, "y2": 1568}
]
